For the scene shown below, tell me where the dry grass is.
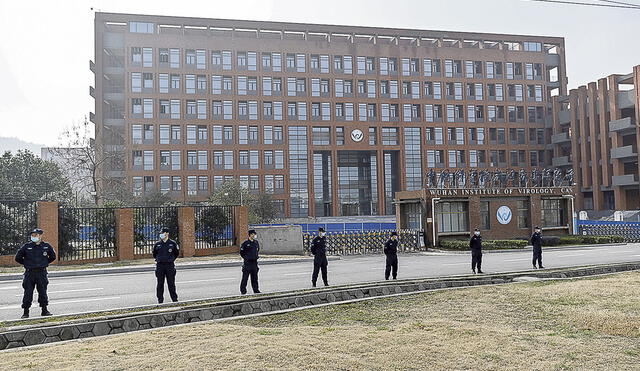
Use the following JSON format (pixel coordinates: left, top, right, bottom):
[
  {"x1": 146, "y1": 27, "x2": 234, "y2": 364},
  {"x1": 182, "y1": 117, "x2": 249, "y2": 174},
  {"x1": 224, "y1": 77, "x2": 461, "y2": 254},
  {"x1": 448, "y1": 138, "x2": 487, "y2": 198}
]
[
  {"x1": 2, "y1": 272, "x2": 640, "y2": 370},
  {"x1": 0, "y1": 254, "x2": 308, "y2": 274}
]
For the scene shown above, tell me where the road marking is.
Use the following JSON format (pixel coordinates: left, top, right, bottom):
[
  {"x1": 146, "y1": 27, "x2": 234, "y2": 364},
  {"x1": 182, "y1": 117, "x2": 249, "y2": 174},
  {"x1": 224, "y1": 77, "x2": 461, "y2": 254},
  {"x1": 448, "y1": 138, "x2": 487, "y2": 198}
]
[
  {"x1": 14, "y1": 288, "x2": 104, "y2": 297},
  {"x1": 503, "y1": 258, "x2": 530, "y2": 262},
  {"x1": 283, "y1": 272, "x2": 310, "y2": 276},
  {"x1": 49, "y1": 281, "x2": 89, "y2": 286},
  {"x1": 0, "y1": 296, "x2": 121, "y2": 310},
  {"x1": 554, "y1": 254, "x2": 584, "y2": 257},
  {"x1": 178, "y1": 278, "x2": 235, "y2": 284},
  {"x1": 441, "y1": 263, "x2": 469, "y2": 266},
  {"x1": 0, "y1": 286, "x2": 19, "y2": 290}
]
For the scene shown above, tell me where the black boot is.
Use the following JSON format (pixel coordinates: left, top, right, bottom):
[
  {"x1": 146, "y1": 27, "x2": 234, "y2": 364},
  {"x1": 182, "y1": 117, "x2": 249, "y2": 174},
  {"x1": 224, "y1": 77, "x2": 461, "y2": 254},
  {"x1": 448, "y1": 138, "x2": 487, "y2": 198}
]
[
  {"x1": 41, "y1": 306, "x2": 52, "y2": 316},
  {"x1": 21, "y1": 308, "x2": 29, "y2": 319}
]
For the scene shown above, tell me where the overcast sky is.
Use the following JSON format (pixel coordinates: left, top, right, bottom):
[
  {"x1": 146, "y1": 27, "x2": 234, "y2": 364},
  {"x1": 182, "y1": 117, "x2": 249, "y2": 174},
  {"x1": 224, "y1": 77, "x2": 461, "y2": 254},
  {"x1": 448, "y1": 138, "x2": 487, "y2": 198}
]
[{"x1": 0, "y1": 0, "x2": 638, "y2": 148}]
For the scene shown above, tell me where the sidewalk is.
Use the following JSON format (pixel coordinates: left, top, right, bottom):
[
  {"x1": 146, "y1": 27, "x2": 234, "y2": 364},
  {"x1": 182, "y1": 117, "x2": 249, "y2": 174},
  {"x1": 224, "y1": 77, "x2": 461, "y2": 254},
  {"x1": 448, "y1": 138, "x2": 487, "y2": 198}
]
[
  {"x1": 426, "y1": 242, "x2": 629, "y2": 254},
  {"x1": 0, "y1": 255, "x2": 340, "y2": 281}
]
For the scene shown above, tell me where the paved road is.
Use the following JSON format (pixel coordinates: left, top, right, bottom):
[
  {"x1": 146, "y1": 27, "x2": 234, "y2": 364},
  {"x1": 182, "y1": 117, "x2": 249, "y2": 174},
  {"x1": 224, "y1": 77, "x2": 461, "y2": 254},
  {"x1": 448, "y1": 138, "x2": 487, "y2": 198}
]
[{"x1": 1, "y1": 244, "x2": 639, "y2": 321}]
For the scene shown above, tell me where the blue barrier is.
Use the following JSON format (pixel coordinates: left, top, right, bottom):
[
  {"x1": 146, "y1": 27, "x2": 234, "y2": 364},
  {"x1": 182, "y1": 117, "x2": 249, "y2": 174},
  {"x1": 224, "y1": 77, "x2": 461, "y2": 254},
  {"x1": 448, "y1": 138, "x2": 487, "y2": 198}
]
[{"x1": 577, "y1": 220, "x2": 640, "y2": 226}]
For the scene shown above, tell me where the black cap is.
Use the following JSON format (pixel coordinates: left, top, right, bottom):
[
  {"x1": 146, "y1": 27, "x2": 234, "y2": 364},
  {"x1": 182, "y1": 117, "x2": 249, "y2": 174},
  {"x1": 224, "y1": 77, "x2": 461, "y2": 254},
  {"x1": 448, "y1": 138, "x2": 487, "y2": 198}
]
[
  {"x1": 28, "y1": 228, "x2": 44, "y2": 235},
  {"x1": 391, "y1": 231, "x2": 398, "y2": 236},
  {"x1": 318, "y1": 227, "x2": 325, "y2": 232},
  {"x1": 248, "y1": 229, "x2": 257, "y2": 235},
  {"x1": 160, "y1": 227, "x2": 170, "y2": 233},
  {"x1": 474, "y1": 228, "x2": 480, "y2": 231},
  {"x1": 534, "y1": 226, "x2": 540, "y2": 230}
]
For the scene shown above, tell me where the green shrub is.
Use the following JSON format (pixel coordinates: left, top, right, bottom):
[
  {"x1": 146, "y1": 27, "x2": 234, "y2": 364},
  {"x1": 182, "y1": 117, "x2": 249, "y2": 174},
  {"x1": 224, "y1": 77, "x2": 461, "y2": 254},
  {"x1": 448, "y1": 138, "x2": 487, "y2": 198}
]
[
  {"x1": 540, "y1": 236, "x2": 561, "y2": 246},
  {"x1": 439, "y1": 239, "x2": 527, "y2": 250}
]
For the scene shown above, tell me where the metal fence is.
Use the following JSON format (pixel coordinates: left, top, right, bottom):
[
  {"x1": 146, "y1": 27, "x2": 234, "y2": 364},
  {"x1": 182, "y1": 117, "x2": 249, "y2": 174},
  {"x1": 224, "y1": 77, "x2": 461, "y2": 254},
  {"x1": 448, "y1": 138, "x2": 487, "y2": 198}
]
[
  {"x1": 57, "y1": 207, "x2": 117, "y2": 261},
  {"x1": 132, "y1": 206, "x2": 180, "y2": 255},
  {"x1": 303, "y1": 229, "x2": 423, "y2": 255},
  {"x1": 0, "y1": 200, "x2": 38, "y2": 255},
  {"x1": 253, "y1": 222, "x2": 397, "y2": 234},
  {"x1": 194, "y1": 205, "x2": 236, "y2": 249},
  {"x1": 578, "y1": 223, "x2": 640, "y2": 242}
]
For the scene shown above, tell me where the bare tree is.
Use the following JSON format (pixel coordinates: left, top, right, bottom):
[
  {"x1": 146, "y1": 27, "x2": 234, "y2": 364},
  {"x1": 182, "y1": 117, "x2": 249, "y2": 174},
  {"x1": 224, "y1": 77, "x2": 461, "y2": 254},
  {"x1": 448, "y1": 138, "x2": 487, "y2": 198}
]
[{"x1": 51, "y1": 117, "x2": 126, "y2": 205}]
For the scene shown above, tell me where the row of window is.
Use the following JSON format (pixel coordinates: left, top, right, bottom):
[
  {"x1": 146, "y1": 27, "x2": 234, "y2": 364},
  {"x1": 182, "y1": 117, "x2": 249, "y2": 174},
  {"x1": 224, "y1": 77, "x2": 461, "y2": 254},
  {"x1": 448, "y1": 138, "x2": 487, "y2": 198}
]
[
  {"x1": 130, "y1": 99, "x2": 547, "y2": 123},
  {"x1": 131, "y1": 149, "x2": 285, "y2": 171},
  {"x1": 129, "y1": 73, "x2": 546, "y2": 102},
  {"x1": 131, "y1": 124, "x2": 547, "y2": 147},
  {"x1": 131, "y1": 174, "x2": 286, "y2": 197},
  {"x1": 426, "y1": 149, "x2": 547, "y2": 168},
  {"x1": 129, "y1": 47, "x2": 547, "y2": 80}
]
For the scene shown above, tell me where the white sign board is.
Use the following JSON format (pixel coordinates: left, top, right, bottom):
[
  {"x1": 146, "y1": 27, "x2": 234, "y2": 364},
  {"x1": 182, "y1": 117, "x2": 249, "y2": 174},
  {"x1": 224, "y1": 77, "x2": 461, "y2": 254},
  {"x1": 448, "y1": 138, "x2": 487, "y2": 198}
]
[
  {"x1": 579, "y1": 211, "x2": 588, "y2": 220},
  {"x1": 350, "y1": 129, "x2": 364, "y2": 142},
  {"x1": 614, "y1": 211, "x2": 624, "y2": 222}
]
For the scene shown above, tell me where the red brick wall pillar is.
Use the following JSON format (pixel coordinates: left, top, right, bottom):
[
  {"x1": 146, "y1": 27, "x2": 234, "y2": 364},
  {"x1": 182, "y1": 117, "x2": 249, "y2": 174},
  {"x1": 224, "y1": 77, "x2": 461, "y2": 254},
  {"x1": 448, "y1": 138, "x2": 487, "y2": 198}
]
[
  {"x1": 234, "y1": 205, "x2": 249, "y2": 249},
  {"x1": 179, "y1": 207, "x2": 195, "y2": 258},
  {"x1": 37, "y1": 201, "x2": 59, "y2": 265},
  {"x1": 115, "y1": 208, "x2": 134, "y2": 261}
]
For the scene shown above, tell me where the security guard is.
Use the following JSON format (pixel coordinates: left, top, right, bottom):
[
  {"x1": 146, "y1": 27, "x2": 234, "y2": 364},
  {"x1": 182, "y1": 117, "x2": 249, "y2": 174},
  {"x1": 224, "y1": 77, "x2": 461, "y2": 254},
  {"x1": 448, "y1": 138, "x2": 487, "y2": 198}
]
[
  {"x1": 470, "y1": 228, "x2": 484, "y2": 274},
  {"x1": 310, "y1": 227, "x2": 329, "y2": 287},
  {"x1": 15, "y1": 228, "x2": 56, "y2": 318},
  {"x1": 384, "y1": 231, "x2": 399, "y2": 280},
  {"x1": 531, "y1": 226, "x2": 544, "y2": 269},
  {"x1": 240, "y1": 229, "x2": 261, "y2": 294},
  {"x1": 152, "y1": 227, "x2": 180, "y2": 303}
]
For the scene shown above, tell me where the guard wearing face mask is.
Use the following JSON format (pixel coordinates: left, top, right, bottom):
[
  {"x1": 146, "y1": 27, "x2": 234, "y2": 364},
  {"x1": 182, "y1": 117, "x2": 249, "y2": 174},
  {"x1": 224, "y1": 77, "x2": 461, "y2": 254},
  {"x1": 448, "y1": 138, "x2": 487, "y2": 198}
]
[
  {"x1": 310, "y1": 227, "x2": 329, "y2": 287},
  {"x1": 384, "y1": 231, "x2": 399, "y2": 280},
  {"x1": 240, "y1": 229, "x2": 261, "y2": 294},
  {"x1": 470, "y1": 228, "x2": 483, "y2": 274},
  {"x1": 152, "y1": 227, "x2": 180, "y2": 303},
  {"x1": 531, "y1": 226, "x2": 544, "y2": 269},
  {"x1": 15, "y1": 228, "x2": 56, "y2": 318}
]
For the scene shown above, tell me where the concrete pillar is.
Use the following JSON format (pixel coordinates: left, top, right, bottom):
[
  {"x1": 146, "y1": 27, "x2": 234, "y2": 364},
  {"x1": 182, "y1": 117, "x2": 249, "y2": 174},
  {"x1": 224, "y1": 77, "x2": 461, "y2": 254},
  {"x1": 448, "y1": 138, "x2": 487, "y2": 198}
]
[
  {"x1": 115, "y1": 208, "x2": 134, "y2": 261},
  {"x1": 178, "y1": 207, "x2": 195, "y2": 258},
  {"x1": 37, "y1": 201, "x2": 59, "y2": 265}
]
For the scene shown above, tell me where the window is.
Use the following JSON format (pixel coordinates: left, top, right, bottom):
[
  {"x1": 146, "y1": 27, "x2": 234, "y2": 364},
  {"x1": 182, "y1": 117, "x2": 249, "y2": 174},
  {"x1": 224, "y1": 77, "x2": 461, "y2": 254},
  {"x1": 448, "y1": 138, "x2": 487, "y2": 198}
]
[
  {"x1": 517, "y1": 200, "x2": 530, "y2": 228},
  {"x1": 131, "y1": 73, "x2": 142, "y2": 93},
  {"x1": 436, "y1": 202, "x2": 469, "y2": 233},
  {"x1": 381, "y1": 127, "x2": 398, "y2": 145},
  {"x1": 130, "y1": 22, "x2": 154, "y2": 33},
  {"x1": 169, "y1": 48, "x2": 180, "y2": 68},
  {"x1": 369, "y1": 127, "x2": 377, "y2": 145},
  {"x1": 312, "y1": 127, "x2": 331, "y2": 145},
  {"x1": 541, "y1": 199, "x2": 565, "y2": 227},
  {"x1": 480, "y1": 201, "x2": 490, "y2": 230}
]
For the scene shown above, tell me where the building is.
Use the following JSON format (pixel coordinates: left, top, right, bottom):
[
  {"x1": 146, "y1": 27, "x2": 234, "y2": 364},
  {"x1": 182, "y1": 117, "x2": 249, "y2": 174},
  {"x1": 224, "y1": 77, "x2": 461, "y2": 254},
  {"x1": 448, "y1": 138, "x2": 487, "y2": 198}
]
[
  {"x1": 551, "y1": 65, "x2": 640, "y2": 212},
  {"x1": 92, "y1": 12, "x2": 567, "y2": 218}
]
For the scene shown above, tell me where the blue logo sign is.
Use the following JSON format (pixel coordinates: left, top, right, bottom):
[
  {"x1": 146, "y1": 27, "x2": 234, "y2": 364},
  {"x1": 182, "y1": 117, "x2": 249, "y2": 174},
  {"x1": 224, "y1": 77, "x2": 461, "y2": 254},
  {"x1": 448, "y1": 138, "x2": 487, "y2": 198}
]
[{"x1": 496, "y1": 205, "x2": 512, "y2": 225}]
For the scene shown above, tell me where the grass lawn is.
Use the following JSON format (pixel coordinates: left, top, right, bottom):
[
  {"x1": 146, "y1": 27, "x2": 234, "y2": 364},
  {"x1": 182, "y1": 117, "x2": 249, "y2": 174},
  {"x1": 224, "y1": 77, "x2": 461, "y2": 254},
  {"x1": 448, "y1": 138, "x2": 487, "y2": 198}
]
[{"x1": 1, "y1": 272, "x2": 639, "y2": 370}]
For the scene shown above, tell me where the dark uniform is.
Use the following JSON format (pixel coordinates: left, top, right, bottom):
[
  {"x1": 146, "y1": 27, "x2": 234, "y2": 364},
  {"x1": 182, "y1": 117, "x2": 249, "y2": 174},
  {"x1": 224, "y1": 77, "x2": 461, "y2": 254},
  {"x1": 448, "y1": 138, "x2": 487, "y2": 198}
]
[
  {"x1": 240, "y1": 238, "x2": 260, "y2": 294},
  {"x1": 152, "y1": 238, "x2": 180, "y2": 303},
  {"x1": 383, "y1": 237, "x2": 399, "y2": 280},
  {"x1": 311, "y1": 235, "x2": 329, "y2": 287},
  {"x1": 470, "y1": 233, "x2": 483, "y2": 274},
  {"x1": 15, "y1": 235, "x2": 56, "y2": 317},
  {"x1": 531, "y1": 229, "x2": 543, "y2": 269}
]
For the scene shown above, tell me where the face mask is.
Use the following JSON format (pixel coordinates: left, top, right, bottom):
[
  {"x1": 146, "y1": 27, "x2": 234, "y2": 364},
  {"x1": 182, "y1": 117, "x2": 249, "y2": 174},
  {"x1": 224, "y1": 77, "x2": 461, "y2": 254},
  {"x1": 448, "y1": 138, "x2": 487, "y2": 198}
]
[
  {"x1": 320, "y1": 232, "x2": 325, "y2": 237},
  {"x1": 535, "y1": 229, "x2": 541, "y2": 233},
  {"x1": 474, "y1": 232, "x2": 480, "y2": 236},
  {"x1": 30, "y1": 236, "x2": 40, "y2": 243},
  {"x1": 159, "y1": 233, "x2": 166, "y2": 240}
]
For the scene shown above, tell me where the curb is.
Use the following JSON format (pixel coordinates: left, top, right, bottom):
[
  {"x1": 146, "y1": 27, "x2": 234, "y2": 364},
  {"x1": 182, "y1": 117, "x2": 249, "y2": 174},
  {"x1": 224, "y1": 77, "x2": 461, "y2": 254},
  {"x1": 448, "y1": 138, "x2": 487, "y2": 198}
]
[
  {"x1": 1, "y1": 261, "x2": 639, "y2": 350},
  {"x1": 428, "y1": 242, "x2": 630, "y2": 254},
  {"x1": 0, "y1": 256, "x2": 341, "y2": 282}
]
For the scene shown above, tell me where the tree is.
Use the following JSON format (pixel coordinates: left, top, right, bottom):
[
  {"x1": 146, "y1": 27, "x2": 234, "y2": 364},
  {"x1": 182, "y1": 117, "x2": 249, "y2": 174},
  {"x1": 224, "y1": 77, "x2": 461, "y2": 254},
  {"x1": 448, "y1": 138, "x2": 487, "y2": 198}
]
[
  {"x1": 52, "y1": 117, "x2": 127, "y2": 205},
  {"x1": 248, "y1": 193, "x2": 279, "y2": 224},
  {"x1": 0, "y1": 150, "x2": 72, "y2": 202},
  {"x1": 208, "y1": 179, "x2": 248, "y2": 206}
]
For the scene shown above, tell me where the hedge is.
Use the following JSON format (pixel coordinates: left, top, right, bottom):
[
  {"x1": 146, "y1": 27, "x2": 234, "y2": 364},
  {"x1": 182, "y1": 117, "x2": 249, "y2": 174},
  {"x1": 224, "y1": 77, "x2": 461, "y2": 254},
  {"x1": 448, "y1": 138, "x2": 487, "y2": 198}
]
[
  {"x1": 439, "y1": 239, "x2": 528, "y2": 250},
  {"x1": 439, "y1": 235, "x2": 624, "y2": 250}
]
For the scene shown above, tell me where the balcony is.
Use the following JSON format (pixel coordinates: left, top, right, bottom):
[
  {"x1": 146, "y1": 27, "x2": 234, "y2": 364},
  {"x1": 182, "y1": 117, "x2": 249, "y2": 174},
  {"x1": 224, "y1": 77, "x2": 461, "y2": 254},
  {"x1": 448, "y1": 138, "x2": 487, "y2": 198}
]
[
  {"x1": 612, "y1": 174, "x2": 639, "y2": 187},
  {"x1": 617, "y1": 90, "x2": 636, "y2": 109},
  {"x1": 551, "y1": 132, "x2": 571, "y2": 144},
  {"x1": 609, "y1": 117, "x2": 636, "y2": 132},
  {"x1": 552, "y1": 156, "x2": 572, "y2": 167},
  {"x1": 610, "y1": 145, "x2": 637, "y2": 159}
]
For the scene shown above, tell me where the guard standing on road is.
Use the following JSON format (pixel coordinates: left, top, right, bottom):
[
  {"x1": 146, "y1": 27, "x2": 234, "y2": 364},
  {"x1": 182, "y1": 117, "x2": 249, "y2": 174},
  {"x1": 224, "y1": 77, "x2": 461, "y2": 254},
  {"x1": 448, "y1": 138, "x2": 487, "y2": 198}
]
[
  {"x1": 15, "y1": 228, "x2": 56, "y2": 318},
  {"x1": 240, "y1": 229, "x2": 261, "y2": 294},
  {"x1": 310, "y1": 227, "x2": 329, "y2": 287},
  {"x1": 152, "y1": 227, "x2": 180, "y2": 303},
  {"x1": 531, "y1": 226, "x2": 544, "y2": 269},
  {"x1": 470, "y1": 228, "x2": 484, "y2": 274},
  {"x1": 384, "y1": 231, "x2": 399, "y2": 280}
]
